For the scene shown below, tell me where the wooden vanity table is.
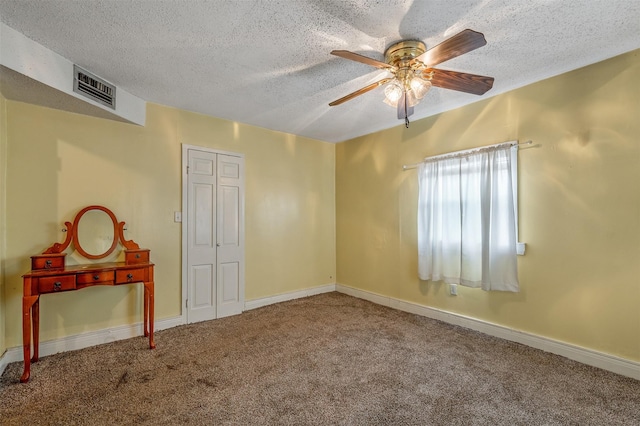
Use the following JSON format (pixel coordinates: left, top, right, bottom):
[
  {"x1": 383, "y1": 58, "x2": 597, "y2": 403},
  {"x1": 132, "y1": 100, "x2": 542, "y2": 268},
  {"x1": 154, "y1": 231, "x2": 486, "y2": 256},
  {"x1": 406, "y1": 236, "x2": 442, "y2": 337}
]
[{"x1": 21, "y1": 206, "x2": 155, "y2": 383}]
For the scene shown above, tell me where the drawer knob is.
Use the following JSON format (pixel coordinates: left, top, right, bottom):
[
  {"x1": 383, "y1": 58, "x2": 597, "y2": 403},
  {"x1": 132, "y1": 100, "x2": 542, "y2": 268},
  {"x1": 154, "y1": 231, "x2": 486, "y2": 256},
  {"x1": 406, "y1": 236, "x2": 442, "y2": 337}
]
[
  {"x1": 135, "y1": 254, "x2": 141, "y2": 259},
  {"x1": 127, "y1": 273, "x2": 134, "y2": 281},
  {"x1": 93, "y1": 274, "x2": 100, "y2": 281},
  {"x1": 45, "y1": 260, "x2": 52, "y2": 269},
  {"x1": 53, "y1": 282, "x2": 62, "y2": 291}
]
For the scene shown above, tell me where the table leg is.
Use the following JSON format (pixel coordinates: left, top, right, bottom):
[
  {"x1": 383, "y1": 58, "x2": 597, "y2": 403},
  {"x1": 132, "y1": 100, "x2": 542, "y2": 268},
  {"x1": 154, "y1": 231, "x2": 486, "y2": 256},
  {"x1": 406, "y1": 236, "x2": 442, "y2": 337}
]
[
  {"x1": 21, "y1": 295, "x2": 39, "y2": 383},
  {"x1": 32, "y1": 298, "x2": 40, "y2": 362},
  {"x1": 144, "y1": 281, "x2": 155, "y2": 349},
  {"x1": 143, "y1": 283, "x2": 149, "y2": 337}
]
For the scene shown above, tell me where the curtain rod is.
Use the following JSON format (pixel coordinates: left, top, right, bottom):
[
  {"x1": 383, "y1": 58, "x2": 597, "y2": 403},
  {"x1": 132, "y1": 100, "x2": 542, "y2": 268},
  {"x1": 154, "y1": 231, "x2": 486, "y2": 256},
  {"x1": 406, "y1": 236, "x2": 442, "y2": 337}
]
[{"x1": 402, "y1": 140, "x2": 533, "y2": 171}]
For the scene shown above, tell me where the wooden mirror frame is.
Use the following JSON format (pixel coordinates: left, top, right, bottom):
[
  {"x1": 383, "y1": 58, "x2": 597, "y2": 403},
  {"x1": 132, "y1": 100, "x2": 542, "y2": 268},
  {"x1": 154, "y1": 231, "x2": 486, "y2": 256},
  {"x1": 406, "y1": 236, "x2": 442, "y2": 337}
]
[
  {"x1": 43, "y1": 205, "x2": 140, "y2": 258},
  {"x1": 72, "y1": 205, "x2": 118, "y2": 259}
]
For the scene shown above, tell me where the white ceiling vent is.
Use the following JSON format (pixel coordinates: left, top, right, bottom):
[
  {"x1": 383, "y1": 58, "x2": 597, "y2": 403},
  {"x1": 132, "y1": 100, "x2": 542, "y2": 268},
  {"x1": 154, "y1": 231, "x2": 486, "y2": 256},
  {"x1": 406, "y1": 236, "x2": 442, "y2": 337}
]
[{"x1": 73, "y1": 65, "x2": 116, "y2": 109}]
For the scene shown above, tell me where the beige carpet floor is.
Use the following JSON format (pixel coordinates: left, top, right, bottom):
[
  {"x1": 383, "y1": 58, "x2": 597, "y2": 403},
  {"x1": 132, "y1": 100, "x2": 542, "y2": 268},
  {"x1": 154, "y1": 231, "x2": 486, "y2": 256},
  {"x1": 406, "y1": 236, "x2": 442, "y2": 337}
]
[{"x1": 1, "y1": 292, "x2": 638, "y2": 425}]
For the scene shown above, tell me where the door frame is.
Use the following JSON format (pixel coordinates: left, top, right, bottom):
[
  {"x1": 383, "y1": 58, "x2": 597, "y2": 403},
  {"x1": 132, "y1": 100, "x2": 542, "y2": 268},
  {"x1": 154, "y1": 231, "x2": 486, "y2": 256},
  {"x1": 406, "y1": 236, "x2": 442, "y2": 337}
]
[{"x1": 181, "y1": 143, "x2": 245, "y2": 324}]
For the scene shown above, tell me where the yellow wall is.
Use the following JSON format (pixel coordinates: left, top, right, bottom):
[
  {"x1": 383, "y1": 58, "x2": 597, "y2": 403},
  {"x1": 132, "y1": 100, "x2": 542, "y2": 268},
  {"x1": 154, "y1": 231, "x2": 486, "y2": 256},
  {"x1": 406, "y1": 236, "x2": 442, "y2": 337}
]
[
  {"x1": 0, "y1": 91, "x2": 6, "y2": 356},
  {"x1": 336, "y1": 50, "x2": 640, "y2": 361},
  {"x1": 2, "y1": 102, "x2": 335, "y2": 347}
]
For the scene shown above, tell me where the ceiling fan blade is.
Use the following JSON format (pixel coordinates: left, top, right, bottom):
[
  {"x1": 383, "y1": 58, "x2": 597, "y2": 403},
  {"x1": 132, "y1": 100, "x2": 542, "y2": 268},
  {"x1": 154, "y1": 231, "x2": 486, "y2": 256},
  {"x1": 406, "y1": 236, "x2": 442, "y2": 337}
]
[
  {"x1": 331, "y1": 50, "x2": 395, "y2": 70},
  {"x1": 429, "y1": 68, "x2": 494, "y2": 95},
  {"x1": 329, "y1": 78, "x2": 392, "y2": 106},
  {"x1": 414, "y1": 29, "x2": 487, "y2": 67}
]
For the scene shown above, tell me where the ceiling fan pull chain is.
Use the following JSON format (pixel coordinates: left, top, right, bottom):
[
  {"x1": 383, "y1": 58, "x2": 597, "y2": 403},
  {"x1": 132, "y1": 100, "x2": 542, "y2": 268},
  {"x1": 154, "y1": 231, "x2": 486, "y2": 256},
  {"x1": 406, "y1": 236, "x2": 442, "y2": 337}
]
[{"x1": 404, "y1": 95, "x2": 410, "y2": 128}]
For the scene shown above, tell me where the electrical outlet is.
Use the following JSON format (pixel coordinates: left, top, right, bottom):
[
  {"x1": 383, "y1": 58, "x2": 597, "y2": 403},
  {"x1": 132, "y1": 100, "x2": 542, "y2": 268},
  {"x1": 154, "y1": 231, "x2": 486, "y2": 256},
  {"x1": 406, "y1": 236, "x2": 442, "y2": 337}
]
[{"x1": 450, "y1": 284, "x2": 458, "y2": 296}]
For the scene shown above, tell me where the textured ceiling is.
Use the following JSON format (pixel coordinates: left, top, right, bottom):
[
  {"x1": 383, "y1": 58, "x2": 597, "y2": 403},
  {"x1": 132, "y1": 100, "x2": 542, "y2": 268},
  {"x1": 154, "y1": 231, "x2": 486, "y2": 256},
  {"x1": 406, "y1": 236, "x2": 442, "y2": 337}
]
[{"x1": 0, "y1": 1, "x2": 638, "y2": 143}]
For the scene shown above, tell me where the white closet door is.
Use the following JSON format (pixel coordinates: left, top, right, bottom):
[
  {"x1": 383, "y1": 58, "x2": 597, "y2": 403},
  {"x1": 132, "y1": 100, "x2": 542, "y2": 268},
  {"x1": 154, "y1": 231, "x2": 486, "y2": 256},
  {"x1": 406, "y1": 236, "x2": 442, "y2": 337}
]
[
  {"x1": 186, "y1": 149, "x2": 217, "y2": 323},
  {"x1": 215, "y1": 154, "x2": 245, "y2": 318},
  {"x1": 184, "y1": 146, "x2": 245, "y2": 324}
]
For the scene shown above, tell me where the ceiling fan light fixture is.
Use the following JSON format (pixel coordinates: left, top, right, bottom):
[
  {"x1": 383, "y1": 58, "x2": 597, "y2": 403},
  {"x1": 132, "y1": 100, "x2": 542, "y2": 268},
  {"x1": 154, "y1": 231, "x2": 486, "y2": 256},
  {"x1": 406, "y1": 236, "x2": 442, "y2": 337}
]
[
  {"x1": 405, "y1": 89, "x2": 419, "y2": 107},
  {"x1": 384, "y1": 81, "x2": 403, "y2": 106},
  {"x1": 410, "y1": 77, "x2": 432, "y2": 100}
]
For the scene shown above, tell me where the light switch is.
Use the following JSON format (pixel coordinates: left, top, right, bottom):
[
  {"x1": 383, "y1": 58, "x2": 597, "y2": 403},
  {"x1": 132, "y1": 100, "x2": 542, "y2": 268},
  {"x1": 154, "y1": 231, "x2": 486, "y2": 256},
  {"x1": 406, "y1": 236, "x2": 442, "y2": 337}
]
[{"x1": 174, "y1": 212, "x2": 182, "y2": 223}]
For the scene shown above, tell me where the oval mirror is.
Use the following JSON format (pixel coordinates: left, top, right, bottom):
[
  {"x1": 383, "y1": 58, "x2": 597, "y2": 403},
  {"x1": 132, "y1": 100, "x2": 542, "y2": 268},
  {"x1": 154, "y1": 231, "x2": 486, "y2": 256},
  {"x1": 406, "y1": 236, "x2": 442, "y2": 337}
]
[{"x1": 72, "y1": 206, "x2": 119, "y2": 259}]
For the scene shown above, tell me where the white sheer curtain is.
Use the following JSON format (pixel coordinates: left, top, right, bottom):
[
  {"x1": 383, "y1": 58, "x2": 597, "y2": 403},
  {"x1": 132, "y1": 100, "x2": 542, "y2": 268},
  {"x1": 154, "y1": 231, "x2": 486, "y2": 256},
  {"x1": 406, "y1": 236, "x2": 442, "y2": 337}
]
[{"x1": 417, "y1": 144, "x2": 519, "y2": 291}]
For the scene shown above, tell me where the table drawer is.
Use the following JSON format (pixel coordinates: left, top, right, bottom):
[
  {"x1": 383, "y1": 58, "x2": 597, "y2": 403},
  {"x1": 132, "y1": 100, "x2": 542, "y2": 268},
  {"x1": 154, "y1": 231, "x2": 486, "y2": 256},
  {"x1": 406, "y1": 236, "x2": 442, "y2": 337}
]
[
  {"x1": 77, "y1": 271, "x2": 114, "y2": 285},
  {"x1": 125, "y1": 249, "x2": 150, "y2": 265},
  {"x1": 116, "y1": 268, "x2": 146, "y2": 284},
  {"x1": 38, "y1": 275, "x2": 76, "y2": 293},
  {"x1": 31, "y1": 254, "x2": 66, "y2": 270}
]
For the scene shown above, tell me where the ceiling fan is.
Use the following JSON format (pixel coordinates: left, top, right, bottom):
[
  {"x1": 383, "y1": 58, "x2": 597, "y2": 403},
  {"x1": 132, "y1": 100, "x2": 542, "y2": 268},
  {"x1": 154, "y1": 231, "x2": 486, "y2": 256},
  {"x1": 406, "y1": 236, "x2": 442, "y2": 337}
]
[{"x1": 328, "y1": 29, "x2": 494, "y2": 127}]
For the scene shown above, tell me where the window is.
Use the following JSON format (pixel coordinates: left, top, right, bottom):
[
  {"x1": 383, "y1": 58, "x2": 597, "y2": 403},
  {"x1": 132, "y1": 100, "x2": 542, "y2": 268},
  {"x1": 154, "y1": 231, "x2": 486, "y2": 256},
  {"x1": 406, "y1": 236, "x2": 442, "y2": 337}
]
[{"x1": 417, "y1": 143, "x2": 520, "y2": 292}]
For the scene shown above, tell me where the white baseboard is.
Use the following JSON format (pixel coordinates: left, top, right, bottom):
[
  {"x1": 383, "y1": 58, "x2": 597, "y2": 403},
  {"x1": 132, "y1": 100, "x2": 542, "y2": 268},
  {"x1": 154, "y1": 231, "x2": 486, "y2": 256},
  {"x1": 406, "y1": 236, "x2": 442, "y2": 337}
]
[
  {"x1": 336, "y1": 283, "x2": 640, "y2": 380},
  {"x1": 245, "y1": 283, "x2": 336, "y2": 311},
  {"x1": 0, "y1": 316, "x2": 183, "y2": 377},
  {"x1": 0, "y1": 349, "x2": 8, "y2": 379}
]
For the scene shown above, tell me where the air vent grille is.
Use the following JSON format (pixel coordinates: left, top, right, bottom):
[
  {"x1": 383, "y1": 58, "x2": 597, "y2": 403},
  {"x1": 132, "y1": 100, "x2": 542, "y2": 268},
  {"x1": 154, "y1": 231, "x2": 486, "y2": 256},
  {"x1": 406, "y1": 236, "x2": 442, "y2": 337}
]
[{"x1": 73, "y1": 65, "x2": 116, "y2": 109}]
